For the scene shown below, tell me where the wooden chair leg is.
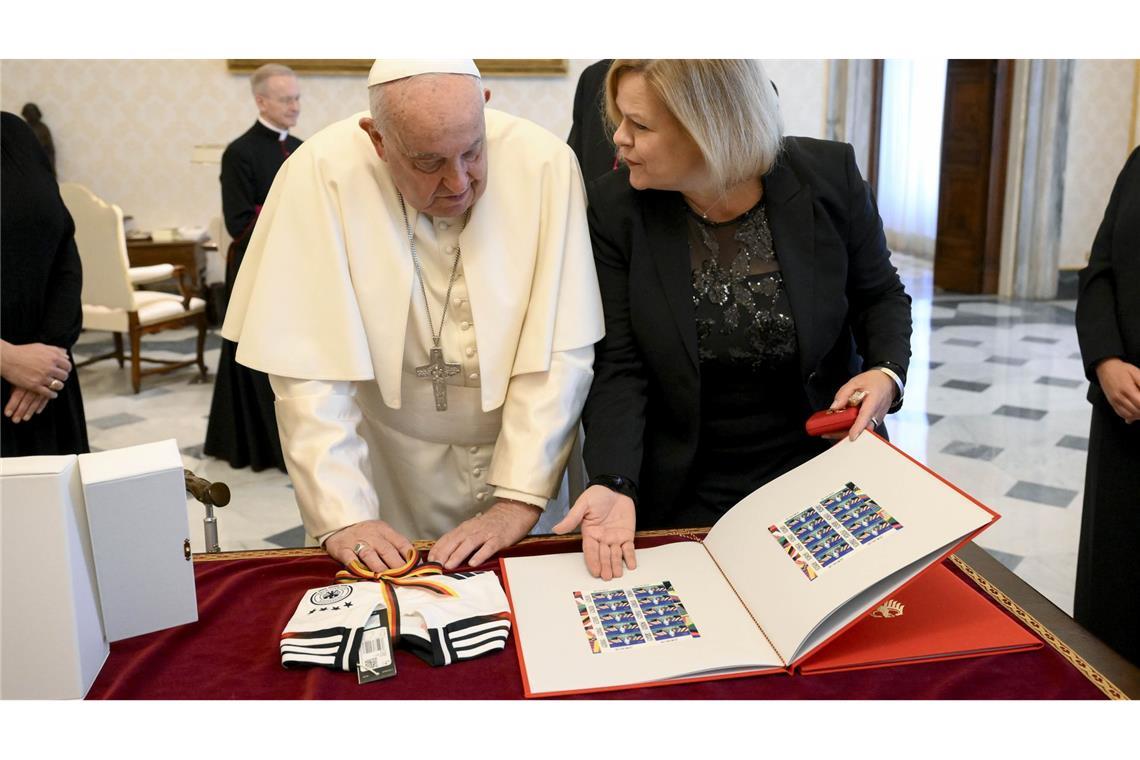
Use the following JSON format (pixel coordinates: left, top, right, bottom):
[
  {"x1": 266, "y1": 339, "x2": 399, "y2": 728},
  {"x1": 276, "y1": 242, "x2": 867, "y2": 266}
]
[
  {"x1": 113, "y1": 333, "x2": 125, "y2": 367},
  {"x1": 195, "y1": 313, "x2": 208, "y2": 378},
  {"x1": 129, "y1": 326, "x2": 142, "y2": 394}
]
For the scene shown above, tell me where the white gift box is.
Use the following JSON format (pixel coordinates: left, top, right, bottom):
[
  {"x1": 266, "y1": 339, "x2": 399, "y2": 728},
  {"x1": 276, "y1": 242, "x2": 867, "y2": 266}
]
[
  {"x1": 0, "y1": 456, "x2": 109, "y2": 699},
  {"x1": 78, "y1": 439, "x2": 198, "y2": 642}
]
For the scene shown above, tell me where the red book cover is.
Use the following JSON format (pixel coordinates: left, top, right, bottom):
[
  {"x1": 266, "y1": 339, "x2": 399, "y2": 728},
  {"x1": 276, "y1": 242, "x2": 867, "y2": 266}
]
[
  {"x1": 503, "y1": 434, "x2": 1012, "y2": 697},
  {"x1": 796, "y1": 562, "x2": 1041, "y2": 675}
]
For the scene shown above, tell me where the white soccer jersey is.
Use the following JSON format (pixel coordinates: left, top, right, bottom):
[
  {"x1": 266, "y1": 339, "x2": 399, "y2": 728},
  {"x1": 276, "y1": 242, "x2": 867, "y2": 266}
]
[
  {"x1": 280, "y1": 570, "x2": 511, "y2": 671},
  {"x1": 280, "y1": 582, "x2": 382, "y2": 671},
  {"x1": 397, "y1": 571, "x2": 512, "y2": 666}
]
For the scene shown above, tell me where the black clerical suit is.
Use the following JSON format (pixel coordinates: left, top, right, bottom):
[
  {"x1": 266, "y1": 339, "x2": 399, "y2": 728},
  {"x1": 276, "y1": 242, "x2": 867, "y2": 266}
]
[
  {"x1": 582, "y1": 137, "x2": 912, "y2": 528},
  {"x1": 567, "y1": 59, "x2": 616, "y2": 183},
  {"x1": 204, "y1": 121, "x2": 301, "y2": 472},
  {"x1": 1074, "y1": 146, "x2": 1140, "y2": 666},
  {"x1": 1, "y1": 112, "x2": 89, "y2": 456}
]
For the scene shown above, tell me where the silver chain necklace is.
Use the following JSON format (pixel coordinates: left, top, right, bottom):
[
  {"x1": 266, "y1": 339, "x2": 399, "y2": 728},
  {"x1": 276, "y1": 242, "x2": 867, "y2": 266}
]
[{"x1": 398, "y1": 191, "x2": 470, "y2": 411}]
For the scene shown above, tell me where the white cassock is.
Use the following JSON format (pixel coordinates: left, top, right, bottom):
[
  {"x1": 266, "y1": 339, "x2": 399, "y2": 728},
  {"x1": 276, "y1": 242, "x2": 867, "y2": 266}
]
[{"x1": 222, "y1": 108, "x2": 604, "y2": 542}]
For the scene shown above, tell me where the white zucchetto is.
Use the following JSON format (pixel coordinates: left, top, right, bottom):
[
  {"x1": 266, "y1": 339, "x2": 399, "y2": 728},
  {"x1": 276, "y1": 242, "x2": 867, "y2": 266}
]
[{"x1": 367, "y1": 59, "x2": 482, "y2": 86}]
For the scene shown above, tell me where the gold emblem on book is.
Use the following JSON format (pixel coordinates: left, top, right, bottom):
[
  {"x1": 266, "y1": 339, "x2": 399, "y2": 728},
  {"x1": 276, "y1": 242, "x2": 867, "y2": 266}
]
[{"x1": 871, "y1": 599, "x2": 905, "y2": 618}]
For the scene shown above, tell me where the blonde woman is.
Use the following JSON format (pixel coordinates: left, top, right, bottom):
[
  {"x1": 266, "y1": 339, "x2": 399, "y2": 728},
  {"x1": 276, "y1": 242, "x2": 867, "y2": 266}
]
[{"x1": 555, "y1": 60, "x2": 912, "y2": 579}]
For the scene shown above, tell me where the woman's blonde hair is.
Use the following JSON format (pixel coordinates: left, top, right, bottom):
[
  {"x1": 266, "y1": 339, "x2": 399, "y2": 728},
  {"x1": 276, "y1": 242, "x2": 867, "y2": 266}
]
[{"x1": 604, "y1": 59, "x2": 784, "y2": 191}]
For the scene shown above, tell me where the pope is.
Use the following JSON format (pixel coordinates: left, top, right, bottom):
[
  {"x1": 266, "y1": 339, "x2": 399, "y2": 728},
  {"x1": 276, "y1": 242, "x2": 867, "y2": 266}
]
[{"x1": 222, "y1": 59, "x2": 603, "y2": 571}]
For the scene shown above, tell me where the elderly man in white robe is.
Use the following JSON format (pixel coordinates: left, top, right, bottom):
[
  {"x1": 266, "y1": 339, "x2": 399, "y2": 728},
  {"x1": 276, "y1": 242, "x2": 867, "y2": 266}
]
[{"x1": 223, "y1": 59, "x2": 603, "y2": 571}]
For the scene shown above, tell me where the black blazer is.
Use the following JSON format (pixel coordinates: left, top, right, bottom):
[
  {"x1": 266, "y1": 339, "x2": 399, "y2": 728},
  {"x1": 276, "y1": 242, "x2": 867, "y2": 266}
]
[
  {"x1": 1076, "y1": 146, "x2": 1140, "y2": 408},
  {"x1": 581, "y1": 136, "x2": 912, "y2": 524}
]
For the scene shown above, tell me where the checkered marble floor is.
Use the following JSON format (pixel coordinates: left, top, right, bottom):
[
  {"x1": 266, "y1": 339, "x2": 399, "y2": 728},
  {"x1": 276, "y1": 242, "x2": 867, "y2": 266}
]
[
  {"x1": 887, "y1": 253, "x2": 1089, "y2": 615},
  {"x1": 70, "y1": 252, "x2": 1093, "y2": 615}
]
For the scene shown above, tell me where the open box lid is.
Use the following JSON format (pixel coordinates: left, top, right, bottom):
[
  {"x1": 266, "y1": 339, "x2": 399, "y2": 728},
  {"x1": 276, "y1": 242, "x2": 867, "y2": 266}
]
[{"x1": 78, "y1": 439, "x2": 198, "y2": 642}]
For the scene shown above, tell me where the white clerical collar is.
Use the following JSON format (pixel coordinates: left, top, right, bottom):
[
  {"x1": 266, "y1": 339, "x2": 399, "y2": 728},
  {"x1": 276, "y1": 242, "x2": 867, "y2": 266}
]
[
  {"x1": 258, "y1": 117, "x2": 289, "y2": 141},
  {"x1": 412, "y1": 208, "x2": 466, "y2": 227}
]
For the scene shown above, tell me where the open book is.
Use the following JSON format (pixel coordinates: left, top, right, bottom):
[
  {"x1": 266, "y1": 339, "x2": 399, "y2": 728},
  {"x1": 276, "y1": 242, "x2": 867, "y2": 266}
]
[{"x1": 501, "y1": 433, "x2": 1024, "y2": 697}]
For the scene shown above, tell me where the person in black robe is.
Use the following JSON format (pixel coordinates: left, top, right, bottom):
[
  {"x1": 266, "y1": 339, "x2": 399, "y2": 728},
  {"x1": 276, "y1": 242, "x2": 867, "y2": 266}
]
[
  {"x1": 1, "y1": 111, "x2": 89, "y2": 457},
  {"x1": 20, "y1": 103, "x2": 55, "y2": 177},
  {"x1": 1074, "y1": 146, "x2": 1140, "y2": 666},
  {"x1": 567, "y1": 59, "x2": 617, "y2": 183},
  {"x1": 203, "y1": 64, "x2": 302, "y2": 472}
]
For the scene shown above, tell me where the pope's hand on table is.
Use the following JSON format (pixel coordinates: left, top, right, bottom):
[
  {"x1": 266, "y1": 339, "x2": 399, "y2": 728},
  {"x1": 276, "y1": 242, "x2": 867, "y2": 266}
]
[
  {"x1": 824, "y1": 370, "x2": 897, "y2": 442},
  {"x1": 324, "y1": 520, "x2": 415, "y2": 572},
  {"x1": 428, "y1": 499, "x2": 541, "y2": 570},
  {"x1": 554, "y1": 485, "x2": 637, "y2": 581}
]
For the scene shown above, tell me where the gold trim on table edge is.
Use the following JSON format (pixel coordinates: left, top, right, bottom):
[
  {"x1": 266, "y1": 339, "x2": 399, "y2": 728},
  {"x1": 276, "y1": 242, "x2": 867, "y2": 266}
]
[
  {"x1": 949, "y1": 554, "x2": 1127, "y2": 700},
  {"x1": 192, "y1": 528, "x2": 705, "y2": 562},
  {"x1": 195, "y1": 547, "x2": 327, "y2": 561}
]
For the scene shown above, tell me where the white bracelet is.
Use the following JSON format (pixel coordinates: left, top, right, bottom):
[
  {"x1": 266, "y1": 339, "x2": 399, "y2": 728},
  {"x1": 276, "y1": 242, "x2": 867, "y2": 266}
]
[{"x1": 875, "y1": 366, "x2": 905, "y2": 403}]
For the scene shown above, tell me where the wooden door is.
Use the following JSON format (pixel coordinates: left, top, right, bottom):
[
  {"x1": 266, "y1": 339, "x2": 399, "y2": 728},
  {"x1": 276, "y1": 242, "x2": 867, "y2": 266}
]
[{"x1": 932, "y1": 60, "x2": 1014, "y2": 293}]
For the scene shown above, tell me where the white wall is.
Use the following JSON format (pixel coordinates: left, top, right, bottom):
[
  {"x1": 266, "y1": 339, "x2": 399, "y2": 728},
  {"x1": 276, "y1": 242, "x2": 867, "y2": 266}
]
[
  {"x1": 0, "y1": 59, "x2": 828, "y2": 234},
  {"x1": 1058, "y1": 59, "x2": 1139, "y2": 269},
  {"x1": 4, "y1": 57, "x2": 1136, "y2": 279},
  {"x1": 1134, "y1": 60, "x2": 1140, "y2": 148}
]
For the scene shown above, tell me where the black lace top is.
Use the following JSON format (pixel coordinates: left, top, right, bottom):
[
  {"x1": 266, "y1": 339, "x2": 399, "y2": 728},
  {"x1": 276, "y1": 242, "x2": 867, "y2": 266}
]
[
  {"x1": 689, "y1": 200, "x2": 798, "y2": 369},
  {"x1": 674, "y1": 199, "x2": 824, "y2": 525}
]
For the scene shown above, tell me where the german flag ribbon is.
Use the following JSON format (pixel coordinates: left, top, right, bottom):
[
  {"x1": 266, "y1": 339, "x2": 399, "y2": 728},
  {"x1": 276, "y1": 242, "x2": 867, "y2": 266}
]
[{"x1": 334, "y1": 548, "x2": 458, "y2": 644}]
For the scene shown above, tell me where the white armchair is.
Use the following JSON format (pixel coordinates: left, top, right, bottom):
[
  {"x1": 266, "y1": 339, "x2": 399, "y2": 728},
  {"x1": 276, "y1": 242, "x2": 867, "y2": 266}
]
[{"x1": 59, "y1": 183, "x2": 208, "y2": 393}]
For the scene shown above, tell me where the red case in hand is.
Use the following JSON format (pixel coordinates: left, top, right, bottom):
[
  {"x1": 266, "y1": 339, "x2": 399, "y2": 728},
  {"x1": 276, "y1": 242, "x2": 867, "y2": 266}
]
[{"x1": 805, "y1": 406, "x2": 859, "y2": 436}]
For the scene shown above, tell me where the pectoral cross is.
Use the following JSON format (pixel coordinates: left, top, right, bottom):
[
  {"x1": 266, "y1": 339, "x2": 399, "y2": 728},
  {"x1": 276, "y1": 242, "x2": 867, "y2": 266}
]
[{"x1": 415, "y1": 347, "x2": 461, "y2": 411}]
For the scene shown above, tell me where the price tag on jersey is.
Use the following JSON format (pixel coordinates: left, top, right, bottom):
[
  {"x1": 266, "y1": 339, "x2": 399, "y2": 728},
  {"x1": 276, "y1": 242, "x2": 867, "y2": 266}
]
[{"x1": 357, "y1": 607, "x2": 397, "y2": 684}]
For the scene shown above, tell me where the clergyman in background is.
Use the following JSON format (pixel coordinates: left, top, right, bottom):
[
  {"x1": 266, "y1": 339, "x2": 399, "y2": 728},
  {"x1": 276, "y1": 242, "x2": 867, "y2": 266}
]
[
  {"x1": 567, "y1": 59, "x2": 616, "y2": 183},
  {"x1": 204, "y1": 63, "x2": 302, "y2": 473},
  {"x1": 20, "y1": 102, "x2": 55, "y2": 176}
]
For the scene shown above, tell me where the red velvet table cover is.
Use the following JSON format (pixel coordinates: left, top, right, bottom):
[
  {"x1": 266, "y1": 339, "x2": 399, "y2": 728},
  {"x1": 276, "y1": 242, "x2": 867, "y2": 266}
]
[{"x1": 86, "y1": 534, "x2": 1110, "y2": 699}]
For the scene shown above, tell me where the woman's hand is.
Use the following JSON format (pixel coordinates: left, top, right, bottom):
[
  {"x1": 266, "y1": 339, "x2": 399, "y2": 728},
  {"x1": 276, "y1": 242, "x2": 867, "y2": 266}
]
[
  {"x1": 1095, "y1": 358, "x2": 1140, "y2": 423},
  {"x1": 0, "y1": 340, "x2": 71, "y2": 398},
  {"x1": 4, "y1": 386, "x2": 51, "y2": 422},
  {"x1": 554, "y1": 485, "x2": 637, "y2": 580},
  {"x1": 826, "y1": 369, "x2": 898, "y2": 441}
]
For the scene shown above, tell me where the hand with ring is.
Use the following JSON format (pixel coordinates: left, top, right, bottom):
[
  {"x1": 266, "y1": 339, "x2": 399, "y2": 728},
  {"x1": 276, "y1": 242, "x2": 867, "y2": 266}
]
[
  {"x1": 0, "y1": 339, "x2": 71, "y2": 400},
  {"x1": 824, "y1": 370, "x2": 897, "y2": 442},
  {"x1": 323, "y1": 519, "x2": 415, "y2": 572}
]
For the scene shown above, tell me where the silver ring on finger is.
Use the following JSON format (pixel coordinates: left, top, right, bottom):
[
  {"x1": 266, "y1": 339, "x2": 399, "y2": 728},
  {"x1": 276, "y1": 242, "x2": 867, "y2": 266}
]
[
  {"x1": 352, "y1": 541, "x2": 370, "y2": 556},
  {"x1": 870, "y1": 416, "x2": 880, "y2": 427}
]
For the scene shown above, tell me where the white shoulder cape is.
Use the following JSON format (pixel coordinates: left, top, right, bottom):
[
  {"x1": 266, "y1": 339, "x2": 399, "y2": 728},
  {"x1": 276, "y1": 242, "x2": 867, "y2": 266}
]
[{"x1": 222, "y1": 109, "x2": 603, "y2": 412}]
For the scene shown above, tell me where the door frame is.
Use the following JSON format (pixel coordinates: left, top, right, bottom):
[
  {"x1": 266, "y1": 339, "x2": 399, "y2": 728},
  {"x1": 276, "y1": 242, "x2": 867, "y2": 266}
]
[{"x1": 869, "y1": 59, "x2": 1015, "y2": 293}]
